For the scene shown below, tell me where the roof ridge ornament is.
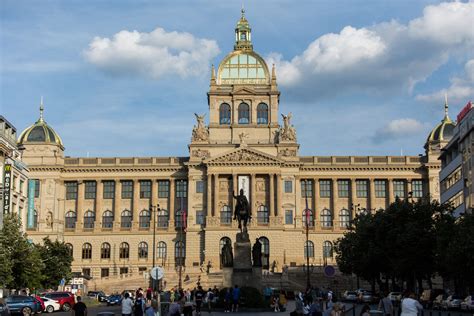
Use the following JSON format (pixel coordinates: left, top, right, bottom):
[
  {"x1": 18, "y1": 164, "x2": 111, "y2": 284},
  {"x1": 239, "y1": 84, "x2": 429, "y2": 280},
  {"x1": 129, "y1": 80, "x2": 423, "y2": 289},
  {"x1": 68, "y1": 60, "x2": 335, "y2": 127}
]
[{"x1": 38, "y1": 96, "x2": 45, "y2": 123}]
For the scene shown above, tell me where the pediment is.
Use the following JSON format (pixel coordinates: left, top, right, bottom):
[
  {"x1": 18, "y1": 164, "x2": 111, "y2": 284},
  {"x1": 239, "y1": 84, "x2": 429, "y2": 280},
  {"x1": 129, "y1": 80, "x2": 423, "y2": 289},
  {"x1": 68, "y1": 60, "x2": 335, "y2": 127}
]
[
  {"x1": 232, "y1": 87, "x2": 256, "y2": 95},
  {"x1": 205, "y1": 147, "x2": 282, "y2": 165}
]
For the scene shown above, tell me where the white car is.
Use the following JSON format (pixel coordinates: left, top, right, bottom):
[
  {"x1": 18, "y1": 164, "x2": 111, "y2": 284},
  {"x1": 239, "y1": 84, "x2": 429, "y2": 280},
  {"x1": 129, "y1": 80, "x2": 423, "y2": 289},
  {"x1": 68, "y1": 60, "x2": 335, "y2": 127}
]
[
  {"x1": 40, "y1": 297, "x2": 61, "y2": 313},
  {"x1": 461, "y1": 296, "x2": 474, "y2": 311}
]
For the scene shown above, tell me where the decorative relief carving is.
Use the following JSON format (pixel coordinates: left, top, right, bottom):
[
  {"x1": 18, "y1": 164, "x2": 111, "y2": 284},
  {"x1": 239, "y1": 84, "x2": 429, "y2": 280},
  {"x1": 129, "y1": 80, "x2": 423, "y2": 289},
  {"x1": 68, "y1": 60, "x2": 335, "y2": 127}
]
[
  {"x1": 45, "y1": 212, "x2": 53, "y2": 228},
  {"x1": 213, "y1": 150, "x2": 269, "y2": 163},
  {"x1": 279, "y1": 148, "x2": 297, "y2": 157},
  {"x1": 256, "y1": 181, "x2": 265, "y2": 192},
  {"x1": 270, "y1": 217, "x2": 283, "y2": 226},
  {"x1": 192, "y1": 149, "x2": 210, "y2": 159},
  {"x1": 46, "y1": 179, "x2": 54, "y2": 195},
  {"x1": 219, "y1": 181, "x2": 229, "y2": 191},
  {"x1": 278, "y1": 113, "x2": 297, "y2": 142},
  {"x1": 191, "y1": 113, "x2": 209, "y2": 142}
]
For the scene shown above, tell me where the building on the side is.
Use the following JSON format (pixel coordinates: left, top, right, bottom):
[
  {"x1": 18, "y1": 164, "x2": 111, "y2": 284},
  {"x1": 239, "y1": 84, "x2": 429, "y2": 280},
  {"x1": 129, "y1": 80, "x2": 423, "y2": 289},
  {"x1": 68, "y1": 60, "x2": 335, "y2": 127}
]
[
  {"x1": 0, "y1": 115, "x2": 29, "y2": 230},
  {"x1": 440, "y1": 101, "x2": 473, "y2": 215},
  {"x1": 16, "y1": 12, "x2": 450, "y2": 291}
]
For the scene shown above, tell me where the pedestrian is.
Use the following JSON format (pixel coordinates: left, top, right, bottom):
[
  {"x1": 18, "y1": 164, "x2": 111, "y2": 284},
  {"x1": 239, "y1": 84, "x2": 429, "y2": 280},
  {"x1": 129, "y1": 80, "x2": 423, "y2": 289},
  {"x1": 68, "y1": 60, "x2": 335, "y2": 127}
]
[
  {"x1": 231, "y1": 285, "x2": 240, "y2": 313},
  {"x1": 183, "y1": 289, "x2": 193, "y2": 316},
  {"x1": 272, "y1": 295, "x2": 280, "y2": 312},
  {"x1": 146, "y1": 288, "x2": 152, "y2": 303},
  {"x1": 134, "y1": 293, "x2": 145, "y2": 316},
  {"x1": 279, "y1": 290, "x2": 287, "y2": 312},
  {"x1": 72, "y1": 296, "x2": 87, "y2": 316},
  {"x1": 330, "y1": 303, "x2": 343, "y2": 316},
  {"x1": 194, "y1": 286, "x2": 205, "y2": 316},
  {"x1": 264, "y1": 286, "x2": 272, "y2": 304},
  {"x1": 122, "y1": 293, "x2": 134, "y2": 316},
  {"x1": 378, "y1": 291, "x2": 394, "y2": 316},
  {"x1": 224, "y1": 288, "x2": 232, "y2": 313},
  {"x1": 205, "y1": 288, "x2": 214, "y2": 313},
  {"x1": 168, "y1": 300, "x2": 181, "y2": 316},
  {"x1": 293, "y1": 292, "x2": 304, "y2": 316},
  {"x1": 145, "y1": 300, "x2": 158, "y2": 316},
  {"x1": 400, "y1": 292, "x2": 422, "y2": 316},
  {"x1": 360, "y1": 305, "x2": 370, "y2": 316}
]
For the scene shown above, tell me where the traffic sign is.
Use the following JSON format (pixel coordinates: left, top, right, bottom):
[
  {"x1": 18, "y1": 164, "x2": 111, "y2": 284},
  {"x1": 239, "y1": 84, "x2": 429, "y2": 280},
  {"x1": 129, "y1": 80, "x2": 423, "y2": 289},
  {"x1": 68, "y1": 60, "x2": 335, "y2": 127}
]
[
  {"x1": 150, "y1": 267, "x2": 164, "y2": 280},
  {"x1": 324, "y1": 265, "x2": 336, "y2": 277}
]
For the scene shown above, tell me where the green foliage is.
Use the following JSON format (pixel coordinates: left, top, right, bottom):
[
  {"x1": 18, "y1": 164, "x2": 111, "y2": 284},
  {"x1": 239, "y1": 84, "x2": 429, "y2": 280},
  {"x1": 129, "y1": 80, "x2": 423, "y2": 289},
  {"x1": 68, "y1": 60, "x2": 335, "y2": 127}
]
[{"x1": 38, "y1": 237, "x2": 73, "y2": 289}]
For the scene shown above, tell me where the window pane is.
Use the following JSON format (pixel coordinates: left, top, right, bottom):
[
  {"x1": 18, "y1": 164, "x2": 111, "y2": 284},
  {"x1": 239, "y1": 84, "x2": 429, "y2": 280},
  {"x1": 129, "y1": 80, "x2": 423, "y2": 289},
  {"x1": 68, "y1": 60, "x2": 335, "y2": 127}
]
[
  {"x1": 140, "y1": 180, "x2": 151, "y2": 198},
  {"x1": 219, "y1": 103, "x2": 231, "y2": 125},
  {"x1": 375, "y1": 180, "x2": 386, "y2": 198},
  {"x1": 176, "y1": 180, "x2": 187, "y2": 198},
  {"x1": 103, "y1": 181, "x2": 115, "y2": 199},
  {"x1": 393, "y1": 180, "x2": 406, "y2": 198},
  {"x1": 121, "y1": 181, "x2": 133, "y2": 199},
  {"x1": 238, "y1": 103, "x2": 250, "y2": 124},
  {"x1": 158, "y1": 181, "x2": 169, "y2": 198},
  {"x1": 412, "y1": 180, "x2": 424, "y2": 198},
  {"x1": 356, "y1": 180, "x2": 368, "y2": 198},
  {"x1": 285, "y1": 210, "x2": 293, "y2": 225},
  {"x1": 84, "y1": 181, "x2": 96, "y2": 199},
  {"x1": 301, "y1": 180, "x2": 313, "y2": 198},
  {"x1": 196, "y1": 181, "x2": 204, "y2": 193},
  {"x1": 284, "y1": 180, "x2": 292, "y2": 193},
  {"x1": 319, "y1": 180, "x2": 331, "y2": 198},
  {"x1": 65, "y1": 182, "x2": 78, "y2": 200},
  {"x1": 338, "y1": 180, "x2": 349, "y2": 198},
  {"x1": 34, "y1": 179, "x2": 40, "y2": 198}
]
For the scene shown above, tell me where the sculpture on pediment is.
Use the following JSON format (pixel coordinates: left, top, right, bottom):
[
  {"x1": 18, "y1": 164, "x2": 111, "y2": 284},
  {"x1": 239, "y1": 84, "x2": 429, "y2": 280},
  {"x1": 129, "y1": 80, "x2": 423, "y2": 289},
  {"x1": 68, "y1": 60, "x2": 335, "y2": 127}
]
[
  {"x1": 192, "y1": 113, "x2": 209, "y2": 142},
  {"x1": 279, "y1": 148, "x2": 297, "y2": 157},
  {"x1": 278, "y1": 113, "x2": 297, "y2": 142},
  {"x1": 192, "y1": 149, "x2": 210, "y2": 159},
  {"x1": 238, "y1": 132, "x2": 249, "y2": 144}
]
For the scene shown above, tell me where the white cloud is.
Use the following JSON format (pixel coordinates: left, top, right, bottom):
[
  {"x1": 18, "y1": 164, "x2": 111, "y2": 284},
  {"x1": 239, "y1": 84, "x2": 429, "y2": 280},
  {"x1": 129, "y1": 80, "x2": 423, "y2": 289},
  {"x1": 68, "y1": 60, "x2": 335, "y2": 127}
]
[
  {"x1": 416, "y1": 59, "x2": 474, "y2": 104},
  {"x1": 268, "y1": 1, "x2": 474, "y2": 100},
  {"x1": 372, "y1": 118, "x2": 426, "y2": 143},
  {"x1": 84, "y1": 27, "x2": 220, "y2": 79}
]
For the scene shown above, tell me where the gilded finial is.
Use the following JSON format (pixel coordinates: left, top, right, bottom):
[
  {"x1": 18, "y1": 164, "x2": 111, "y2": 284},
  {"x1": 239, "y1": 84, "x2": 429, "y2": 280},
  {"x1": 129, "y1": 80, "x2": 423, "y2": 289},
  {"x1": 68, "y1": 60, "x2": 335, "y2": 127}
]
[
  {"x1": 39, "y1": 96, "x2": 44, "y2": 122},
  {"x1": 241, "y1": 4, "x2": 245, "y2": 17},
  {"x1": 444, "y1": 92, "x2": 450, "y2": 120}
]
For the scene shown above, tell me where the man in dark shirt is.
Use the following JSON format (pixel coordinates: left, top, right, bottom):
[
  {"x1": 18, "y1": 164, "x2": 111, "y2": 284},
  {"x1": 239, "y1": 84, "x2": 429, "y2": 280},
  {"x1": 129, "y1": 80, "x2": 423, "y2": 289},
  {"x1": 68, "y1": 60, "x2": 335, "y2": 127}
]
[
  {"x1": 72, "y1": 296, "x2": 87, "y2": 316},
  {"x1": 194, "y1": 286, "x2": 205, "y2": 316}
]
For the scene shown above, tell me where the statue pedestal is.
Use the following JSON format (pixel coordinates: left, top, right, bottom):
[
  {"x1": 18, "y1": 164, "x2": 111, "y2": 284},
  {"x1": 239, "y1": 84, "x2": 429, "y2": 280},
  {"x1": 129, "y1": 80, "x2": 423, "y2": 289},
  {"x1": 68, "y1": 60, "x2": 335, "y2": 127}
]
[{"x1": 227, "y1": 232, "x2": 262, "y2": 290}]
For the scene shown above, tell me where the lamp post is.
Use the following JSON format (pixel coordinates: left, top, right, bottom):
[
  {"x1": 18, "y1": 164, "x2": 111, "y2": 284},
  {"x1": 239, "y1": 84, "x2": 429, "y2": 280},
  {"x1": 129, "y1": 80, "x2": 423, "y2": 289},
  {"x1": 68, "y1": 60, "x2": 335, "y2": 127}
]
[
  {"x1": 150, "y1": 204, "x2": 160, "y2": 292},
  {"x1": 303, "y1": 179, "x2": 312, "y2": 290}
]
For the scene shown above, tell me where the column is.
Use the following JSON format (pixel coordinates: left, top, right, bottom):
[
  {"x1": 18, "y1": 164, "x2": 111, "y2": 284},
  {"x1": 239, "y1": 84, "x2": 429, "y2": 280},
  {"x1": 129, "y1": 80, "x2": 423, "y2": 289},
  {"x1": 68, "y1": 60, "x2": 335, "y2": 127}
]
[
  {"x1": 276, "y1": 174, "x2": 281, "y2": 217},
  {"x1": 151, "y1": 180, "x2": 158, "y2": 207},
  {"x1": 295, "y1": 177, "x2": 301, "y2": 226},
  {"x1": 313, "y1": 178, "x2": 319, "y2": 216},
  {"x1": 407, "y1": 179, "x2": 413, "y2": 197},
  {"x1": 331, "y1": 178, "x2": 338, "y2": 228},
  {"x1": 269, "y1": 174, "x2": 275, "y2": 218},
  {"x1": 388, "y1": 179, "x2": 394, "y2": 204},
  {"x1": 350, "y1": 178, "x2": 357, "y2": 217},
  {"x1": 113, "y1": 180, "x2": 121, "y2": 230},
  {"x1": 232, "y1": 174, "x2": 238, "y2": 213},
  {"x1": 213, "y1": 174, "x2": 219, "y2": 217},
  {"x1": 207, "y1": 174, "x2": 212, "y2": 217},
  {"x1": 77, "y1": 181, "x2": 84, "y2": 227},
  {"x1": 133, "y1": 180, "x2": 140, "y2": 225},
  {"x1": 95, "y1": 180, "x2": 103, "y2": 218},
  {"x1": 251, "y1": 174, "x2": 257, "y2": 218},
  {"x1": 369, "y1": 179, "x2": 375, "y2": 211},
  {"x1": 169, "y1": 178, "x2": 175, "y2": 218}
]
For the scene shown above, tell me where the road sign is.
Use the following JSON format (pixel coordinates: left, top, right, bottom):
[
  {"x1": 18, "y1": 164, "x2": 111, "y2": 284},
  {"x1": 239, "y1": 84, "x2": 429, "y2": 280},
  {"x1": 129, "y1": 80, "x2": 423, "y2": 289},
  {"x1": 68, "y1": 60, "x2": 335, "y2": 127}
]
[
  {"x1": 324, "y1": 265, "x2": 336, "y2": 277},
  {"x1": 150, "y1": 267, "x2": 164, "y2": 280}
]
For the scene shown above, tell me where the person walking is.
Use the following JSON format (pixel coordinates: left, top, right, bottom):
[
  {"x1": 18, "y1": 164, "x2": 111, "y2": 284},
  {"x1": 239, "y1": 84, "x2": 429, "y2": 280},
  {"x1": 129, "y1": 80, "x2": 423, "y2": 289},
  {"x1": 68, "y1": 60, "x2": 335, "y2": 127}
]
[
  {"x1": 72, "y1": 296, "x2": 87, "y2": 316},
  {"x1": 224, "y1": 288, "x2": 232, "y2": 313},
  {"x1": 231, "y1": 285, "x2": 241, "y2": 313},
  {"x1": 205, "y1": 288, "x2": 214, "y2": 314},
  {"x1": 122, "y1": 293, "x2": 134, "y2": 316},
  {"x1": 378, "y1": 291, "x2": 394, "y2": 316},
  {"x1": 194, "y1": 286, "x2": 205, "y2": 316},
  {"x1": 400, "y1": 292, "x2": 423, "y2": 316},
  {"x1": 134, "y1": 293, "x2": 145, "y2": 316},
  {"x1": 145, "y1": 300, "x2": 157, "y2": 316}
]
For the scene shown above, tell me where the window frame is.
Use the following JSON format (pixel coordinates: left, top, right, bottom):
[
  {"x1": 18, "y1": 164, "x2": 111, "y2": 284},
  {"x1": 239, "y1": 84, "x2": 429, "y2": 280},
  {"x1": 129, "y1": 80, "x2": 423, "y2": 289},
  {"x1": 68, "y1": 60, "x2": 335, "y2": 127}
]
[
  {"x1": 138, "y1": 241, "x2": 148, "y2": 259},
  {"x1": 121, "y1": 210, "x2": 132, "y2": 228},
  {"x1": 319, "y1": 180, "x2": 331, "y2": 198},
  {"x1": 356, "y1": 180, "x2": 368, "y2": 198},
  {"x1": 219, "y1": 103, "x2": 231, "y2": 125},
  {"x1": 102, "y1": 210, "x2": 114, "y2": 229},
  {"x1": 65, "y1": 182, "x2": 78, "y2": 200},
  {"x1": 139, "y1": 180, "x2": 151, "y2": 199},
  {"x1": 103, "y1": 181, "x2": 115, "y2": 199},
  {"x1": 121, "y1": 181, "x2": 133, "y2": 199},
  {"x1": 119, "y1": 242, "x2": 130, "y2": 259},
  {"x1": 337, "y1": 180, "x2": 349, "y2": 198},
  {"x1": 83, "y1": 210, "x2": 95, "y2": 229},
  {"x1": 82, "y1": 243, "x2": 92, "y2": 259},
  {"x1": 158, "y1": 181, "x2": 169, "y2": 198},
  {"x1": 257, "y1": 103, "x2": 268, "y2": 124},
  {"x1": 374, "y1": 180, "x2": 387, "y2": 198},
  {"x1": 304, "y1": 241, "x2": 315, "y2": 258},
  {"x1": 257, "y1": 205, "x2": 269, "y2": 224},
  {"x1": 320, "y1": 209, "x2": 333, "y2": 227},
  {"x1": 139, "y1": 209, "x2": 151, "y2": 228},
  {"x1": 284, "y1": 180, "x2": 293, "y2": 193},
  {"x1": 285, "y1": 210, "x2": 293, "y2": 225},
  {"x1": 238, "y1": 103, "x2": 250, "y2": 124},
  {"x1": 84, "y1": 181, "x2": 97, "y2": 199},
  {"x1": 65, "y1": 211, "x2": 77, "y2": 229},
  {"x1": 101, "y1": 242, "x2": 111, "y2": 259}
]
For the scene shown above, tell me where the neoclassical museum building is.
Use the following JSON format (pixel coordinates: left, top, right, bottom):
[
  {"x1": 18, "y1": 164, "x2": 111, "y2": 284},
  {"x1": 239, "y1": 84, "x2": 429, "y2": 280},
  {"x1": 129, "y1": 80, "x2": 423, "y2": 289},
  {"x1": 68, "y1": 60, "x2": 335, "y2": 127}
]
[{"x1": 16, "y1": 12, "x2": 454, "y2": 289}]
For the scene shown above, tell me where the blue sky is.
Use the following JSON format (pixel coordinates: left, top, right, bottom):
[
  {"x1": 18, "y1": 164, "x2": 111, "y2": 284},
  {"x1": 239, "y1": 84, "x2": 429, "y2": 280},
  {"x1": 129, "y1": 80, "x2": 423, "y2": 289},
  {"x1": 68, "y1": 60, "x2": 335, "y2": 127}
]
[{"x1": 1, "y1": 0, "x2": 473, "y2": 157}]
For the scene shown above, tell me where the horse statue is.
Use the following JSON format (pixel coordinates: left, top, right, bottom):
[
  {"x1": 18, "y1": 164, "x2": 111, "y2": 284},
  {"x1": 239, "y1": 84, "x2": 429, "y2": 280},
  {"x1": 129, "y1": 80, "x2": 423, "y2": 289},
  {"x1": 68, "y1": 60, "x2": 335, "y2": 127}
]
[{"x1": 233, "y1": 189, "x2": 251, "y2": 232}]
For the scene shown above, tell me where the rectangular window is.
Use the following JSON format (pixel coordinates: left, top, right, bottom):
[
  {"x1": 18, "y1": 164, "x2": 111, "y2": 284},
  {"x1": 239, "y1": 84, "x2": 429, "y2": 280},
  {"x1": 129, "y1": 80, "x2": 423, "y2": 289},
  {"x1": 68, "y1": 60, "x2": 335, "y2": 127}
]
[
  {"x1": 34, "y1": 179, "x2": 40, "y2": 198},
  {"x1": 103, "y1": 181, "x2": 115, "y2": 199},
  {"x1": 285, "y1": 210, "x2": 293, "y2": 225},
  {"x1": 82, "y1": 268, "x2": 91, "y2": 277},
  {"x1": 119, "y1": 267, "x2": 128, "y2": 275},
  {"x1": 301, "y1": 180, "x2": 313, "y2": 197},
  {"x1": 412, "y1": 180, "x2": 424, "y2": 198},
  {"x1": 284, "y1": 180, "x2": 293, "y2": 193},
  {"x1": 84, "y1": 181, "x2": 97, "y2": 199},
  {"x1": 196, "y1": 181, "x2": 204, "y2": 194},
  {"x1": 101, "y1": 268, "x2": 109, "y2": 278},
  {"x1": 319, "y1": 180, "x2": 331, "y2": 198},
  {"x1": 19, "y1": 180, "x2": 24, "y2": 195},
  {"x1": 375, "y1": 180, "x2": 387, "y2": 198},
  {"x1": 140, "y1": 180, "x2": 151, "y2": 199},
  {"x1": 176, "y1": 180, "x2": 187, "y2": 198},
  {"x1": 65, "y1": 182, "x2": 78, "y2": 200},
  {"x1": 158, "y1": 181, "x2": 169, "y2": 198},
  {"x1": 338, "y1": 180, "x2": 349, "y2": 198},
  {"x1": 12, "y1": 175, "x2": 16, "y2": 191},
  {"x1": 121, "y1": 180, "x2": 133, "y2": 199},
  {"x1": 393, "y1": 180, "x2": 406, "y2": 198},
  {"x1": 138, "y1": 267, "x2": 147, "y2": 273},
  {"x1": 356, "y1": 180, "x2": 368, "y2": 198},
  {"x1": 196, "y1": 210, "x2": 205, "y2": 225}
]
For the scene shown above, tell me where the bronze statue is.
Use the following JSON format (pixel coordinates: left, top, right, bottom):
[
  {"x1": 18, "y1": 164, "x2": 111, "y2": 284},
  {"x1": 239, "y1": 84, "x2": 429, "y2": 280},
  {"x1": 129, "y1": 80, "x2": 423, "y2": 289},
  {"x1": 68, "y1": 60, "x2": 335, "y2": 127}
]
[
  {"x1": 252, "y1": 238, "x2": 262, "y2": 267},
  {"x1": 233, "y1": 189, "x2": 251, "y2": 232},
  {"x1": 221, "y1": 240, "x2": 233, "y2": 267}
]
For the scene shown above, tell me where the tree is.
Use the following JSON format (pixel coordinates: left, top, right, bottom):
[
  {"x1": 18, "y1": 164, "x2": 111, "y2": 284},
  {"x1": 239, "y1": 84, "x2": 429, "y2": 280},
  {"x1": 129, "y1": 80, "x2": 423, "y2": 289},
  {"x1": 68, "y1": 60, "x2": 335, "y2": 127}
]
[{"x1": 39, "y1": 237, "x2": 73, "y2": 289}]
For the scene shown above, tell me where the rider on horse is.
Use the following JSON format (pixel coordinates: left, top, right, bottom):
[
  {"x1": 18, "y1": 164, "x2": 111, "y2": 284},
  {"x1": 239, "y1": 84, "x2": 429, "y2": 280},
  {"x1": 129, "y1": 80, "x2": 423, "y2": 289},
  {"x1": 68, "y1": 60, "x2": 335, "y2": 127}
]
[{"x1": 233, "y1": 189, "x2": 251, "y2": 231}]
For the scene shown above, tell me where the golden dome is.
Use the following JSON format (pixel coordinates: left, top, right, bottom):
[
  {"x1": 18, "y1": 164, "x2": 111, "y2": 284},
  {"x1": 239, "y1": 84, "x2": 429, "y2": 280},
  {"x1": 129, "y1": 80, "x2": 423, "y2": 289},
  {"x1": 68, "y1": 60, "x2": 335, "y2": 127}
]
[{"x1": 426, "y1": 96, "x2": 456, "y2": 146}]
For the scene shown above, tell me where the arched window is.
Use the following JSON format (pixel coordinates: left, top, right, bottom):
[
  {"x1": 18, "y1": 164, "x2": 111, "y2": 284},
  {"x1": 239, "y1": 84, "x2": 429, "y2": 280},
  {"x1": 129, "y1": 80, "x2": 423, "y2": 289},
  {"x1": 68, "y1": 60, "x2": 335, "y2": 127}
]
[
  {"x1": 323, "y1": 241, "x2": 333, "y2": 258},
  {"x1": 65, "y1": 243, "x2": 73, "y2": 257},
  {"x1": 119, "y1": 242, "x2": 130, "y2": 259},
  {"x1": 84, "y1": 210, "x2": 95, "y2": 229},
  {"x1": 102, "y1": 210, "x2": 113, "y2": 228},
  {"x1": 121, "y1": 210, "x2": 132, "y2": 228},
  {"x1": 175, "y1": 209, "x2": 184, "y2": 228},
  {"x1": 82, "y1": 243, "x2": 92, "y2": 259},
  {"x1": 339, "y1": 209, "x2": 351, "y2": 228},
  {"x1": 65, "y1": 211, "x2": 76, "y2": 229},
  {"x1": 157, "y1": 241, "x2": 167, "y2": 259},
  {"x1": 258, "y1": 237, "x2": 270, "y2": 269},
  {"x1": 257, "y1": 103, "x2": 268, "y2": 124},
  {"x1": 139, "y1": 209, "x2": 151, "y2": 228},
  {"x1": 304, "y1": 241, "x2": 315, "y2": 258},
  {"x1": 257, "y1": 205, "x2": 269, "y2": 224},
  {"x1": 157, "y1": 209, "x2": 169, "y2": 228},
  {"x1": 101, "y1": 242, "x2": 111, "y2": 259},
  {"x1": 219, "y1": 103, "x2": 231, "y2": 125},
  {"x1": 175, "y1": 241, "x2": 185, "y2": 266},
  {"x1": 32, "y1": 210, "x2": 38, "y2": 229},
  {"x1": 220, "y1": 237, "x2": 232, "y2": 268},
  {"x1": 238, "y1": 103, "x2": 250, "y2": 124},
  {"x1": 138, "y1": 242, "x2": 148, "y2": 259},
  {"x1": 220, "y1": 205, "x2": 232, "y2": 224},
  {"x1": 302, "y1": 209, "x2": 314, "y2": 227},
  {"x1": 320, "y1": 209, "x2": 333, "y2": 227}
]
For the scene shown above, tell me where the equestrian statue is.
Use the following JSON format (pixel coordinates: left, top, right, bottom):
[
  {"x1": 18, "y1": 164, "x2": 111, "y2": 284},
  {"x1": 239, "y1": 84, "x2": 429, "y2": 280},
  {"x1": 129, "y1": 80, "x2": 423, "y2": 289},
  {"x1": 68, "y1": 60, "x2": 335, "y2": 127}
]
[{"x1": 233, "y1": 189, "x2": 251, "y2": 232}]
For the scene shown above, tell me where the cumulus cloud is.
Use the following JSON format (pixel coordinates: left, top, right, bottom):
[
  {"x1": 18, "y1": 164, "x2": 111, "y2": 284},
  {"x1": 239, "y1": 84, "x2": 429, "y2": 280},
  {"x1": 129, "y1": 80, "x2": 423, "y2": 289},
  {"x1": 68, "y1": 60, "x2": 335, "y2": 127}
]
[
  {"x1": 416, "y1": 59, "x2": 474, "y2": 104},
  {"x1": 84, "y1": 27, "x2": 220, "y2": 79},
  {"x1": 268, "y1": 1, "x2": 474, "y2": 100},
  {"x1": 372, "y1": 118, "x2": 426, "y2": 144}
]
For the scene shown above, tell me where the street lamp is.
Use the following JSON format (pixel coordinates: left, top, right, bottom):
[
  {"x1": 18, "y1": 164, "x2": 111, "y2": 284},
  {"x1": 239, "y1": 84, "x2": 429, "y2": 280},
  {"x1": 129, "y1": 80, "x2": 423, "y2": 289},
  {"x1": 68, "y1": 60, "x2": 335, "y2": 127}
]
[{"x1": 149, "y1": 204, "x2": 160, "y2": 292}]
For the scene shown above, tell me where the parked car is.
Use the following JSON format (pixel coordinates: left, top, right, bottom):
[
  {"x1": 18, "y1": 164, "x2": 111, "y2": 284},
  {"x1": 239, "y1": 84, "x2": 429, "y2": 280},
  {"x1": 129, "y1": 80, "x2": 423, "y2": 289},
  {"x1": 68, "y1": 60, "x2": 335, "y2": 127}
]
[
  {"x1": 461, "y1": 295, "x2": 474, "y2": 311},
  {"x1": 87, "y1": 291, "x2": 107, "y2": 302},
  {"x1": 359, "y1": 291, "x2": 376, "y2": 303},
  {"x1": 40, "y1": 292, "x2": 75, "y2": 312},
  {"x1": 40, "y1": 297, "x2": 61, "y2": 313},
  {"x1": 342, "y1": 291, "x2": 358, "y2": 302},
  {"x1": 5, "y1": 295, "x2": 42, "y2": 315},
  {"x1": 442, "y1": 295, "x2": 463, "y2": 310},
  {"x1": 106, "y1": 295, "x2": 122, "y2": 306},
  {"x1": 420, "y1": 289, "x2": 445, "y2": 309},
  {"x1": 388, "y1": 292, "x2": 402, "y2": 302},
  {"x1": 0, "y1": 300, "x2": 11, "y2": 316}
]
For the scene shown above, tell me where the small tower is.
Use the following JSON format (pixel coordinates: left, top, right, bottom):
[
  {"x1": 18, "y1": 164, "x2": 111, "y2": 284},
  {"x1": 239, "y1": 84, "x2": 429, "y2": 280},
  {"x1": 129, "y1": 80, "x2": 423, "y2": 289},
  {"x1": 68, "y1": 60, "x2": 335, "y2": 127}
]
[{"x1": 234, "y1": 8, "x2": 253, "y2": 51}]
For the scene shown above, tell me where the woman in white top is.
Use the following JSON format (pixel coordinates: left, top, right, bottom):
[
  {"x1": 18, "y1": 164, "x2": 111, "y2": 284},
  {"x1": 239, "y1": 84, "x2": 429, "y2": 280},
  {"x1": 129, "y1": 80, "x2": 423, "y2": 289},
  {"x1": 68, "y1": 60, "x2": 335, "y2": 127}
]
[{"x1": 401, "y1": 293, "x2": 423, "y2": 316}]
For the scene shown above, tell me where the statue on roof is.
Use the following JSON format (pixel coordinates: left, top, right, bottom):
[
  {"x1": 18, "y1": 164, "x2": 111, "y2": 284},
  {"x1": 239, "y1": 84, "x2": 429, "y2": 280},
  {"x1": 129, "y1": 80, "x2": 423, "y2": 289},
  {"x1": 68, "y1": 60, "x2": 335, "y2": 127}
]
[
  {"x1": 278, "y1": 113, "x2": 297, "y2": 142},
  {"x1": 192, "y1": 113, "x2": 209, "y2": 142}
]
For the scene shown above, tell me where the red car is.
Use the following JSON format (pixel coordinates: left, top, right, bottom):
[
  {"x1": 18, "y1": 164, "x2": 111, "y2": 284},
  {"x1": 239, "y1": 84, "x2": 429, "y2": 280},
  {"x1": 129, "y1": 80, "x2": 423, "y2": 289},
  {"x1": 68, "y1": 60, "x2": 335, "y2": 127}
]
[
  {"x1": 33, "y1": 296, "x2": 45, "y2": 312},
  {"x1": 40, "y1": 292, "x2": 75, "y2": 311}
]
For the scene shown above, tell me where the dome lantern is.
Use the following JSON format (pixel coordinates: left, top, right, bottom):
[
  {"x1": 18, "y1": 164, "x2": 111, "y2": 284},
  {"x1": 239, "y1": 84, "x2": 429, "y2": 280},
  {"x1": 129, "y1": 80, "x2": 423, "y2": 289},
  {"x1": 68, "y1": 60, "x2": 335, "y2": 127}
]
[
  {"x1": 425, "y1": 94, "x2": 456, "y2": 153},
  {"x1": 234, "y1": 7, "x2": 253, "y2": 52}
]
